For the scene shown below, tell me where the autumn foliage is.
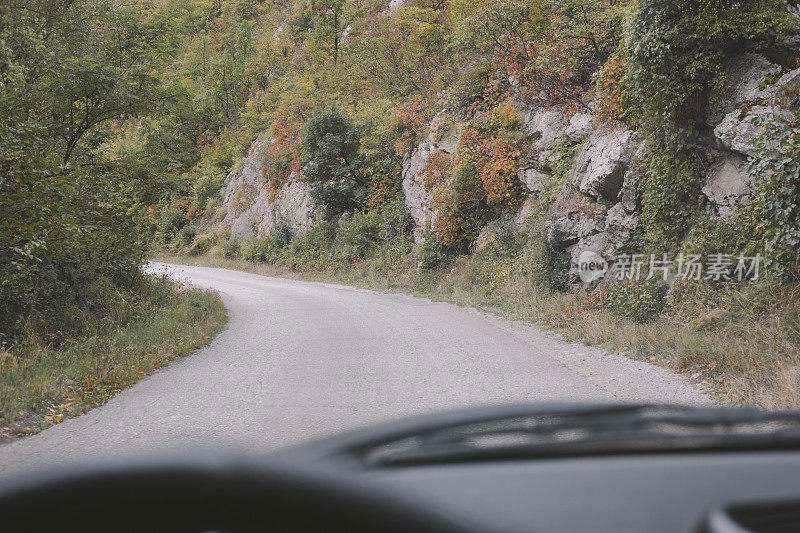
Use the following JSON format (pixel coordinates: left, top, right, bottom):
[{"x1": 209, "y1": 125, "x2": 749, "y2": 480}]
[
  {"x1": 594, "y1": 51, "x2": 628, "y2": 123},
  {"x1": 425, "y1": 99, "x2": 525, "y2": 248},
  {"x1": 264, "y1": 100, "x2": 311, "y2": 200},
  {"x1": 390, "y1": 95, "x2": 430, "y2": 157}
]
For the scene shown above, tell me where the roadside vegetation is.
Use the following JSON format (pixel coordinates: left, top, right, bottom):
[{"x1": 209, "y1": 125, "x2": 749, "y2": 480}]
[
  {"x1": 1, "y1": 1, "x2": 229, "y2": 437},
  {"x1": 0, "y1": 276, "x2": 226, "y2": 441}
]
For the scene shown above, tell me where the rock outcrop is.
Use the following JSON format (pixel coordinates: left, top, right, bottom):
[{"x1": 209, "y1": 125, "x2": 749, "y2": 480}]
[
  {"x1": 402, "y1": 116, "x2": 460, "y2": 242},
  {"x1": 702, "y1": 154, "x2": 753, "y2": 218},
  {"x1": 569, "y1": 126, "x2": 639, "y2": 201},
  {"x1": 208, "y1": 52, "x2": 794, "y2": 289},
  {"x1": 213, "y1": 136, "x2": 317, "y2": 241}
]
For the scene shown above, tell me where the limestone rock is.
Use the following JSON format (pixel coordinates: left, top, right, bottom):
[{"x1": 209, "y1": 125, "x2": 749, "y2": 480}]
[
  {"x1": 514, "y1": 197, "x2": 536, "y2": 229},
  {"x1": 518, "y1": 167, "x2": 550, "y2": 193},
  {"x1": 569, "y1": 127, "x2": 639, "y2": 201},
  {"x1": 564, "y1": 111, "x2": 595, "y2": 142},
  {"x1": 708, "y1": 54, "x2": 781, "y2": 125},
  {"x1": 547, "y1": 216, "x2": 580, "y2": 251},
  {"x1": 714, "y1": 106, "x2": 788, "y2": 157},
  {"x1": 217, "y1": 136, "x2": 317, "y2": 241},
  {"x1": 402, "y1": 140, "x2": 440, "y2": 243},
  {"x1": 702, "y1": 154, "x2": 753, "y2": 218},
  {"x1": 603, "y1": 203, "x2": 639, "y2": 256},
  {"x1": 474, "y1": 221, "x2": 504, "y2": 253},
  {"x1": 778, "y1": 68, "x2": 800, "y2": 92},
  {"x1": 522, "y1": 106, "x2": 566, "y2": 149}
]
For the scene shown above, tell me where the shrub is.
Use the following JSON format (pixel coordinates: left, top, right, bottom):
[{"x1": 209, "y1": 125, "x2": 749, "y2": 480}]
[
  {"x1": 390, "y1": 95, "x2": 429, "y2": 156},
  {"x1": 243, "y1": 222, "x2": 293, "y2": 264},
  {"x1": 286, "y1": 222, "x2": 336, "y2": 270},
  {"x1": 679, "y1": 206, "x2": 763, "y2": 261},
  {"x1": 541, "y1": 241, "x2": 571, "y2": 293},
  {"x1": 222, "y1": 239, "x2": 241, "y2": 259},
  {"x1": 378, "y1": 196, "x2": 415, "y2": 248},
  {"x1": 186, "y1": 234, "x2": 217, "y2": 256},
  {"x1": 177, "y1": 225, "x2": 197, "y2": 248},
  {"x1": 338, "y1": 210, "x2": 381, "y2": 260},
  {"x1": 599, "y1": 278, "x2": 667, "y2": 324},
  {"x1": 640, "y1": 141, "x2": 703, "y2": 250},
  {"x1": 418, "y1": 234, "x2": 449, "y2": 271},
  {"x1": 747, "y1": 115, "x2": 800, "y2": 282},
  {"x1": 621, "y1": 0, "x2": 792, "y2": 128},
  {"x1": 427, "y1": 98, "x2": 526, "y2": 249},
  {"x1": 193, "y1": 175, "x2": 223, "y2": 210},
  {"x1": 161, "y1": 210, "x2": 188, "y2": 244}
]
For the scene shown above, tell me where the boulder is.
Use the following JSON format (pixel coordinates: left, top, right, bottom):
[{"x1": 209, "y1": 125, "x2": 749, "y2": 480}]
[
  {"x1": 216, "y1": 136, "x2": 318, "y2": 241},
  {"x1": 708, "y1": 54, "x2": 781, "y2": 125},
  {"x1": 714, "y1": 105, "x2": 789, "y2": 157},
  {"x1": 518, "y1": 167, "x2": 551, "y2": 193},
  {"x1": 514, "y1": 197, "x2": 537, "y2": 229},
  {"x1": 402, "y1": 142, "x2": 436, "y2": 242},
  {"x1": 522, "y1": 106, "x2": 566, "y2": 149},
  {"x1": 402, "y1": 123, "x2": 464, "y2": 242},
  {"x1": 603, "y1": 203, "x2": 639, "y2": 256},
  {"x1": 569, "y1": 127, "x2": 639, "y2": 201},
  {"x1": 619, "y1": 142, "x2": 647, "y2": 213},
  {"x1": 564, "y1": 111, "x2": 595, "y2": 142},
  {"x1": 474, "y1": 221, "x2": 503, "y2": 253},
  {"x1": 569, "y1": 233, "x2": 607, "y2": 287},
  {"x1": 228, "y1": 174, "x2": 316, "y2": 241},
  {"x1": 547, "y1": 216, "x2": 580, "y2": 250},
  {"x1": 702, "y1": 154, "x2": 753, "y2": 218},
  {"x1": 778, "y1": 68, "x2": 800, "y2": 93}
]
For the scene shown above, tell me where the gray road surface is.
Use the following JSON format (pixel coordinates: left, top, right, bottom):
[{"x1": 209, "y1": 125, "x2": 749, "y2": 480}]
[{"x1": 0, "y1": 262, "x2": 708, "y2": 478}]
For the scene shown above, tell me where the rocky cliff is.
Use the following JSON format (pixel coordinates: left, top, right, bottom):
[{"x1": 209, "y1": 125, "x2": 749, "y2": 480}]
[
  {"x1": 401, "y1": 53, "x2": 800, "y2": 288},
  {"x1": 208, "y1": 134, "x2": 317, "y2": 240},
  {"x1": 211, "y1": 52, "x2": 798, "y2": 288}
]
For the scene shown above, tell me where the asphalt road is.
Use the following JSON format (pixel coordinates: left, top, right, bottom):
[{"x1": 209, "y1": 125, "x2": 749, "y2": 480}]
[{"x1": 0, "y1": 262, "x2": 708, "y2": 478}]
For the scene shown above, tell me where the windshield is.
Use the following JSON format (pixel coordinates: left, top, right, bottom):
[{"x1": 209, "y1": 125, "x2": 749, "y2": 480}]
[{"x1": 1, "y1": 0, "x2": 799, "y2": 477}]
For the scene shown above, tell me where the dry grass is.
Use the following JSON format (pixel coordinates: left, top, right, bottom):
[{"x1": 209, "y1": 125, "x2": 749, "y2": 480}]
[
  {"x1": 0, "y1": 276, "x2": 227, "y2": 441},
  {"x1": 157, "y1": 252, "x2": 800, "y2": 408}
]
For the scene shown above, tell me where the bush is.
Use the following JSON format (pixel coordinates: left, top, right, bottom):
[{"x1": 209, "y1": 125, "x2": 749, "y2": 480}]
[
  {"x1": 418, "y1": 234, "x2": 449, "y2": 271},
  {"x1": 599, "y1": 278, "x2": 667, "y2": 324},
  {"x1": 222, "y1": 239, "x2": 241, "y2": 259},
  {"x1": 186, "y1": 234, "x2": 217, "y2": 256},
  {"x1": 748, "y1": 115, "x2": 800, "y2": 282},
  {"x1": 161, "y1": 210, "x2": 188, "y2": 244},
  {"x1": 640, "y1": 141, "x2": 703, "y2": 250},
  {"x1": 193, "y1": 175, "x2": 223, "y2": 211},
  {"x1": 541, "y1": 241, "x2": 571, "y2": 293},
  {"x1": 243, "y1": 223, "x2": 294, "y2": 263},
  {"x1": 377, "y1": 196, "x2": 415, "y2": 247},
  {"x1": 286, "y1": 222, "x2": 336, "y2": 270},
  {"x1": 621, "y1": 0, "x2": 792, "y2": 128},
  {"x1": 338, "y1": 210, "x2": 381, "y2": 260},
  {"x1": 177, "y1": 225, "x2": 197, "y2": 248},
  {"x1": 0, "y1": 156, "x2": 143, "y2": 342}
]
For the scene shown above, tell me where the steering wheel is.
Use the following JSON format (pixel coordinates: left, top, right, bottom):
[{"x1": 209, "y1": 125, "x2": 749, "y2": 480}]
[{"x1": 0, "y1": 455, "x2": 464, "y2": 532}]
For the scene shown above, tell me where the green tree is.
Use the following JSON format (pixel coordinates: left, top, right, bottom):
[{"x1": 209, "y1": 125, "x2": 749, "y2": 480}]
[{"x1": 300, "y1": 107, "x2": 367, "y2": 219}]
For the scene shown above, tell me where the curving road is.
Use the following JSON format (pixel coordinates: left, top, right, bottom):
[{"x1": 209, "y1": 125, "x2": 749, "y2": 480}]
[{"x1": 0, "y1": 262, "x2": 708, "y2": 478}]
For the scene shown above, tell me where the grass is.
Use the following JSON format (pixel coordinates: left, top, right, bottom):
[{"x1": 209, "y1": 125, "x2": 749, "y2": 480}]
[
  {"x1": 155, "y1": 248, "x2": 800, "y2": 409},
  {"x1": 0, "y1": 275, "x2": 227, "y2": 441}
]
